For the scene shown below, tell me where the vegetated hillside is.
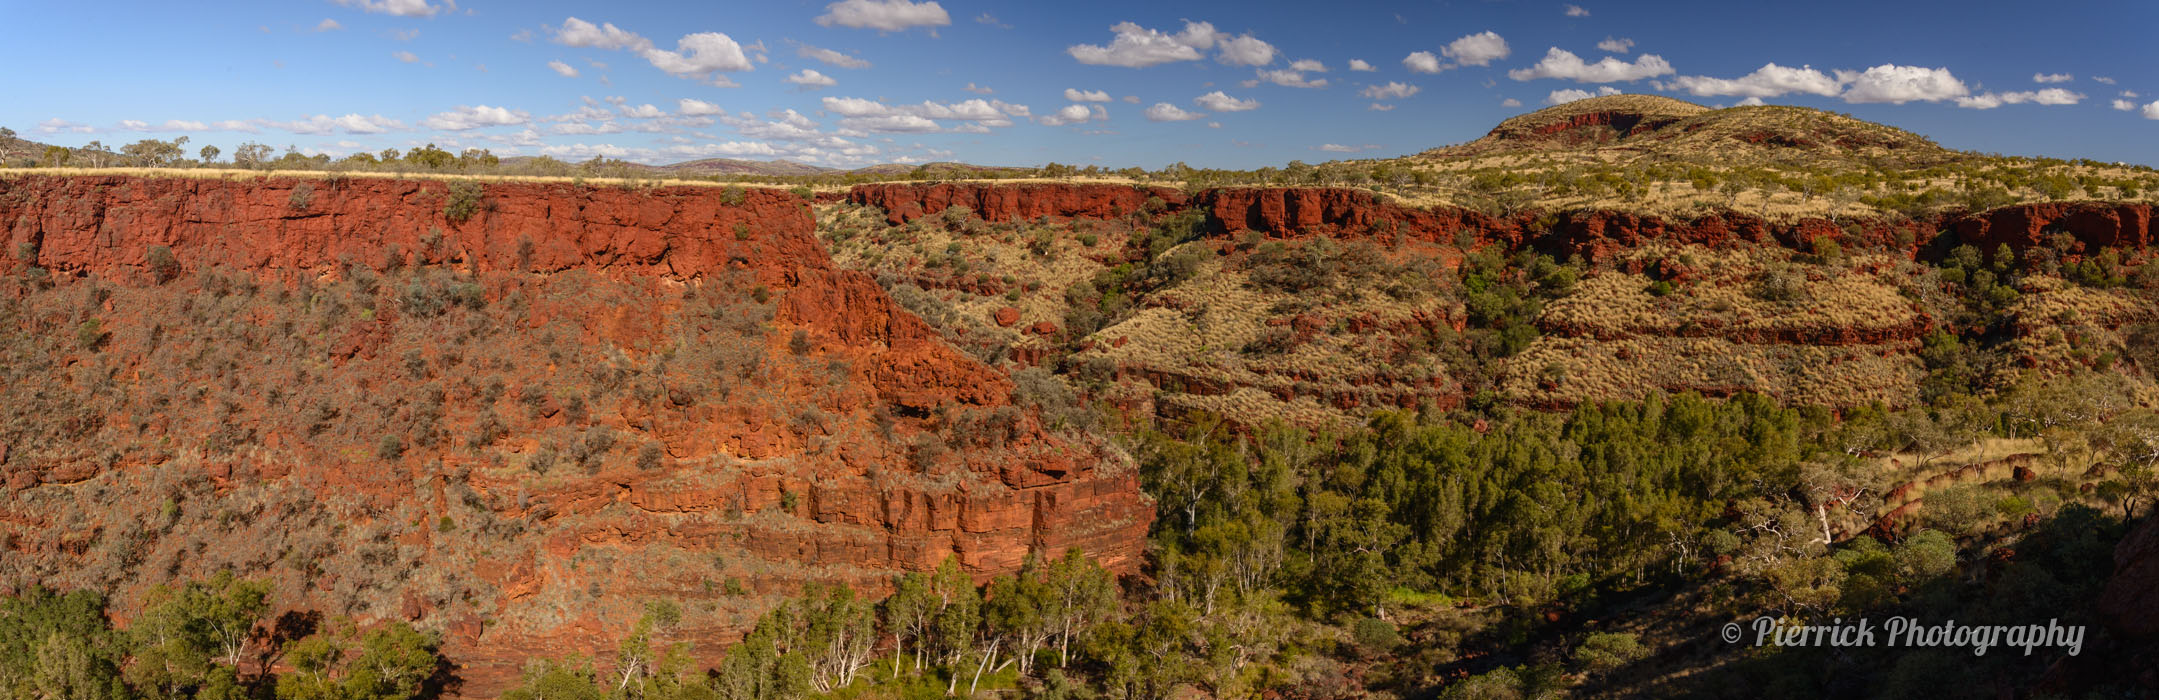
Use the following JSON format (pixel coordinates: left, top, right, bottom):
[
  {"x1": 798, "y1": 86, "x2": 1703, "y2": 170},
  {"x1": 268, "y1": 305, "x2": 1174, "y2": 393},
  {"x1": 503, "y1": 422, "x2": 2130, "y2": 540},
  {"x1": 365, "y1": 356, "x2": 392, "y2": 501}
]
[
  {"x1": 0, "y1": 174, "x2": 1151, "y2": 694},
  {"x1": 823, "y1": 181, "x2": 2159, "y2": 431}
]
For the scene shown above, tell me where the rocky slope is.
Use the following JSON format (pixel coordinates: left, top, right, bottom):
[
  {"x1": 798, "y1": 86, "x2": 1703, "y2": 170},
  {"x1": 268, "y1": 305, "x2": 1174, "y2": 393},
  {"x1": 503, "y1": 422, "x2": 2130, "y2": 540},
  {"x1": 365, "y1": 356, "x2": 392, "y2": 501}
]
[
  {"x1": 0, "y1": 174, "x2": 1152, "y2": 694},
  {"x1": 826, "y1": 181, "x2": 2158, "y2": 425}
]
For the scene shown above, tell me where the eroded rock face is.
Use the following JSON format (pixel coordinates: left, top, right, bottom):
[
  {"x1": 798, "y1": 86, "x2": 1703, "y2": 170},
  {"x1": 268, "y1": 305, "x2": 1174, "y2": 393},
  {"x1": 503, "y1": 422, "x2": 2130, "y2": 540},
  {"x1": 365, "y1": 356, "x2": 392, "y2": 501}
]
[
  {"x1": 1951, "y1": 202, "x2": 2155, "y2": 252},
  {"x1": 2100, "y1": 514, "x2": 2159, "y2": 641},
  {"x1": 847, "y1": 182, "x2": 1186, "y2": 225},
  {"x1": 0, "y1": 175, "x2": 1152, "y2": 695}
]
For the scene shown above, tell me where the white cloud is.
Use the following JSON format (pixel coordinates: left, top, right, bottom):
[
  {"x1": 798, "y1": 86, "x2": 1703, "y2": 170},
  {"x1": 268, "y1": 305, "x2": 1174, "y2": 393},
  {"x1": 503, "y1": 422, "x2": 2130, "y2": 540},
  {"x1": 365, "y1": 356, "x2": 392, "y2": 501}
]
[
  {"x1": 1835, "y1": 64, "x2": 1967, "y2": 104},
  {"x1": 1501, "y1": 97, "x2": 1522, "y2": 107},
  {"x1": 1068, "y1": 20, "x2": 1219, "y2": 67},
  {"x1": 547, "y1": 60, "x2": 580, "y2": 77},
  {"x1": 1564, "y1": 4, "x2": 1590, "y2": 16},
  {"x1": 393, "y1": 51, "x2": 420, "y2": 63},
  {"x1": 1123, "y1": 95, "x2": 1140, "y2": 103},
  {"x1": 1253, "y1": 69, "x2": 1327, "y2": 88},
  {"x1": 1348, "y1": 59, "x2": 1374, "y2": 72},
  {"x1": 795, "y1": 43, "x2": 871, "y2": 69},
  {"x1": 963, "y1": 82, "x2": 993, "y2": 94},
  {"x1": 2115, "y1": 99, "x2": 2138, "y2": 111},
  {"x1": 1403, "y1": 51, "x2": 1443, "y2": 74},
  {"x1": 421, "y1": 105, "x2": 529, "y2": 130},
  {"x1": 38, "y1": 118, "x2": 94, "y2": 134},
  {"x1": 1359, "y1": 82, "x2": 1419, "y2": 100},
  {"x1": 1368, "y1": 103, "x2": 1395, "y2": 111},
  {"x1": 555, "y1": 17, "x2": 645, "y2": 50},
  {"x1": 280, "y1": 114, "x2": 405, "y2": 135},
  {"x1": 786, "y1": 69, "x2": 838, "y2": 89},
  {"x1": 315, "y1": 19, "x2": 343, "y2": 32},
  {"x1": 1442, "y1": 31, "x2": 1509, "y2": 67},
  {"x1": 1144, "y1": 103, "x2": 1206, "y2": 121},
  {"x1": 2145, "y1": 101, "x2": 2159, "y2": 120},
  {"x1": 678, "y1": 99, "x2": 725, "y2": 116},
  {"x1": 640, "y1": 33, "x2": 755, "y2": 84},
  {"x1": 817, "y1": 96, "x2": 1029, "y2": 132},
  {"x1": 1955, "y1": 88, "x2": 2083, "y2": 109},
  {"x1": 552, "y1": 17, "x2": 753, "y2": 86},
  {"x1": 839, "y1": 114, "x2": 941, "y2": 132},
  {"x1": 1545, "y1": 86, "x2": 1622, "y2": 105},
  {"x1": 1735, "y1": 96, "x2": 1767, "y2": 106},
  {"x1": 1597, "y1": 36, "x2": 1633, "y2": 53},
  {"x1": 2126, "y1": 90, "x2": 2142, "y2": 98},
  {"x1": 1289, "y1": 59, "x2": 1326, "y2": 72},
  {"x1": 2032, "y1": 73, "x2": 2072, "y2": 84},
  {"x1": 335, "y1": 0, "x2": 439, "y2": 17},
  {"x1": 1317, "y1": 143, "x2": 1378, "y2": 153},
  {"x1": 620, "y1": 103, "x2": 667, "y2": 118},
  {"x1": 815, "y1": 0, "x2": 950, "y2": 31},
  {"x1": 1509, "y1": 48, "x2": 1672, "y2": 82},
  {"x1": 1216, "y1": 34, "x2": 1276, "y2": 66},
  {"x1": 1654, "y1": 63, "x2": 1842, "y2": 98},
  {"x1": 1194, "y1": 91, "x2": 1259, "y2": 112},
  {"x1": 2093, "y1": 76, "x2": 2116, "y2": 85},
  {"x1": 1037, "y1": 104, "x2": 1108, "y2": 126},
  {"x1": 975, "y1": 12, "x2": 1009, "y2": 29}
]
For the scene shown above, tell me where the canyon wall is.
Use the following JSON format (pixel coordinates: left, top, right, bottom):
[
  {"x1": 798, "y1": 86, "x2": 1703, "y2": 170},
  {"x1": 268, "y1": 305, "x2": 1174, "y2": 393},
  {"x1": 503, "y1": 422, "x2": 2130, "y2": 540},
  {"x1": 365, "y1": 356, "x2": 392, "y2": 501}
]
[
  {"x1": 845, "y1": 181, "x2": 2154, "y2": 260},
  {"x1": 0, "y1": 174, "x2": 1152, "y2": 694}
]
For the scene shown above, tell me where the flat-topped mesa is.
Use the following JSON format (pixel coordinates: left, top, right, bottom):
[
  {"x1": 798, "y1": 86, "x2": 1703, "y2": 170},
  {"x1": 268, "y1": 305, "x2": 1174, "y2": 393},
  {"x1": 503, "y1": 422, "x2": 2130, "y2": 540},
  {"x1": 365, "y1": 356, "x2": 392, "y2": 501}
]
[{"x1": 0, "y1": 174, "x2": 1154, "y2": 696}]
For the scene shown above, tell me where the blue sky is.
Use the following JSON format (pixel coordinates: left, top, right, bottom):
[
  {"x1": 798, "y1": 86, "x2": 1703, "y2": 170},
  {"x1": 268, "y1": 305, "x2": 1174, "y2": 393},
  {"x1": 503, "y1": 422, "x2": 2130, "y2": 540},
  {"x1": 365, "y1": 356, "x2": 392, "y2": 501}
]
[{"x1": 5, "y1": 0, "x2": 2156, "y2": 169}]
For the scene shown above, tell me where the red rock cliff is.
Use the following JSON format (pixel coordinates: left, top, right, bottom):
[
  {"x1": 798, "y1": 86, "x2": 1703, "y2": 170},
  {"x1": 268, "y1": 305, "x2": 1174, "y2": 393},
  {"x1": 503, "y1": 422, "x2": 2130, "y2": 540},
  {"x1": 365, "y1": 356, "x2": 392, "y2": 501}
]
[{"x1": 0, "y1": 174, "x2": 1153, "y2": 695}]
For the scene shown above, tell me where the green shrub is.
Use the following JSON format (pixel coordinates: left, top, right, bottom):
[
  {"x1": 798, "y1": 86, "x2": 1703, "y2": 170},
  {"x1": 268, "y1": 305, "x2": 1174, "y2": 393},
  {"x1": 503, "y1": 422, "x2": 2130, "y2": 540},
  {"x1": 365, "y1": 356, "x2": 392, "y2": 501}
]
[
  {"x1": 1572, "y1": 632, "x2": 1647, "y2": 673},
  {"x1": 147, "y1": 245, "x2": 180, "y2": 283},
  {"x1": 721, "y1": 185, "x2": 746, "y2": 205},
  {"x1": 443, "y1": 180, "x2": 482, "y2": 223},
  {"x1": 288, "y1": 181, "x2": 315, "y2": 211}
]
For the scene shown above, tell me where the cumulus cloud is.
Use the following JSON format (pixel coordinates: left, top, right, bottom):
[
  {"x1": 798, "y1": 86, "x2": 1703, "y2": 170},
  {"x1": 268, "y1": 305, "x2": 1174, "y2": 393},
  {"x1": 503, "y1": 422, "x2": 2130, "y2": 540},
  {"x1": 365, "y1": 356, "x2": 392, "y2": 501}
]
[
  {"x1": 280, "y1": 114, "x2": 405, "y2": 135},
  {"x1": 1564, "y1": 4, "x2": 1590, "y2": 16},
  {"x1": 1289, "y1": 59, "x2": 1326, "y2": 72},
  {"x1": 1403, "y1": 51, "x2": 1443, "y2": 74},
  {"x1": 1348, "y1": 59, "x2": 1374, "y2": 72},
  {"x1": 1317, "y1": 143, "x2": 1378, "y2": 153},
  {"x1": 2145, "y1": 102, "x2": 2159, "y2": 120},
  {"x1": 678, "y1": 99, "x2": 725, "y2": 116},
  {"x1": 795, "y1": 43, "x2": 871, "y2": 69},
  {"x1": 1954, "y1": 88, "x2": 2084, "y2": 109},
  {"x1": 2032, "y1": 73, "x2": 2072, "y2": 84},
  {"x1": 1545, "y1": 86, "x2": 1622, "y2": 105},
  {"x1": 2116, "y1": 99, "x2": 2138, "y2": 111},
  {"x1": 1216, "y1": 34, "x2": 1276, "y2": 66},
  {"x1": 393, "y1": 51, "x2": 420, "y2": 63},
  {"x1": 818, "y1": 96, "x2": 1031, "y2": 132},
  {"x1": 547, "y1": 60, "x2": 580, "y2": 77},
  {"x1": 1252, "y1": 69, "x2": 1327, "y2": 88},
  {"x1": 1835, "y1": 64, "x2": 1967, "y2": 104},
  {"x1": 1654, "y1": 63, "x2": 1842, "y2": 98},
  {"x1": 421, "y1": 105, "x2": 529, "y2": 130},
  {"x1": 1509, "y1": 48, "x2": 1672, "y2": 82},
  {"x1": 1442, "y1": 31, "x2": 1509, "y2": 67},
  {"x1": 1735, "y1": 96, "x2": 1767, "y2": 106},
  {"x1": 1194, "y1": 91, "x2": 1259, "y2": 112},
  {"x1": 963, "y1": 82, "x2": 993, "y2": 94},
  {"x1": 334, "y1": 0, "x2": 439, "y2": 17},
  {"x1": 815, "y1": 0, "x2": 950, "y2": 31},
  {"x1": 619, "y1": 103, "x2": 667, "y2": 118},
  {"x1": 315, "y1": 19, "x2": 343, "y2": 32},
  {"x1": 1065, "y1": 88, "x2": 1112, "y2": 102},
  {"x1": 2093, "y1": 76, "x2": 2116, "y2": 85},
  {"x1": 1068, "y1": 20, "x2": 1219, "y2": 67},
  {"x1": 552, "y1": 17, "x2": 753, "y2": 86},
  {"x1": 1037, "y1": 104, "x2": 1108, "y2": 126},
  {"x1": 1360, "y1": 82, "x2": 1420, "y2": 100},
  {"x1": 786, "y1": 69, "x2": 838, "y2": 89},
  {"x1": 1144, "y1": 103, "x2": 1206, "y2": 121},
  {"x1": 1597, "y1": 36, "x2": 1633, "y2": 53},
  {"x1": 1501, "y1": 97, "x2": 1522, "y2": 107}
]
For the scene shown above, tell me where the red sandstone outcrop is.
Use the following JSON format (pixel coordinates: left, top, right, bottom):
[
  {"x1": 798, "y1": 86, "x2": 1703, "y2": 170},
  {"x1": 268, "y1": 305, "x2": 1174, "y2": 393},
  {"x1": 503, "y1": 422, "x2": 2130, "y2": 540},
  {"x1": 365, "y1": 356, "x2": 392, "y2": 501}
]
[
  {"x1": 0, "y1": 174, "x2": 1154, "y2": 696},
  {"x1": 847, "y1": 182, "x2": 1186, "y2": 225}
]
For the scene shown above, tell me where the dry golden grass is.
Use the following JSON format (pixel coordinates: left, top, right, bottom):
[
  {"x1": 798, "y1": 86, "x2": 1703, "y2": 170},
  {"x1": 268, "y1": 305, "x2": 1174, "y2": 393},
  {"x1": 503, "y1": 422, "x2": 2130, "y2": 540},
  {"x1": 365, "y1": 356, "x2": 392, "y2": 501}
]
[
  {"x1": 1539, "y1": 245, "x2": 1925, "y2": 337},
  {"x1": 1498, "y1": 334, "x2": 1924, "y2": 407}
]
